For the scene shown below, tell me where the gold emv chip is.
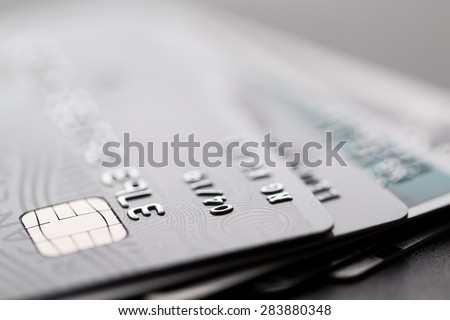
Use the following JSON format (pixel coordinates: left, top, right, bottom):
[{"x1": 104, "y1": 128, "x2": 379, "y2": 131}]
[{"x1": 21, "y1": 197, "x2": 128, "y2": 258}]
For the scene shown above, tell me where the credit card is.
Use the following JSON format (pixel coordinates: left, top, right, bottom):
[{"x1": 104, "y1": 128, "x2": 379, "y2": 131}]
[
  {"x1": 206, "y1": 4, "x2": 450, "y2": 218},
  {"x1": 232, "y1": 66, "x2": 450, "y2": 279},
  {"x1": 0, "y1": 4, "x2": 336, "y2": 298},
  {"x1": 240, "y1": 88, "x2": 408, "y2": 236},
  {"x1": 139, "y1": 3, "x2": 450, "y2": 298},
  {"x1": 188, "y1": 1, "x2": 450, "y2": 218},
  {"x1": 241, "y1": 81, "x2": 450, "y2": 218},
  {"x1": 201, "y1": 4, "x2": 450, "y2": 292}
]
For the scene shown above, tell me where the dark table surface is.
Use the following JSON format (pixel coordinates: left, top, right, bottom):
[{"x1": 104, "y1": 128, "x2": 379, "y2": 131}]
[{"x1": 294, "y1": 231, "x2": 450, "y2": 299}]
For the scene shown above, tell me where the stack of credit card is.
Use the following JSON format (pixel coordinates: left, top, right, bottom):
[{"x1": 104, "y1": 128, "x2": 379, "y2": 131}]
[{"x1": 0, "y1": 0, "x2": 449, "y2": 299}]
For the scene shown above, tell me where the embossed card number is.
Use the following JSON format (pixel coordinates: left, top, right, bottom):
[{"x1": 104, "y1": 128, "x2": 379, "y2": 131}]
[
  {"x1": 101, "y1": 167, "x2": 165, "y2": 221},
  {"x1": 183, "y1": 170, "x2": 234, "y2": 216},
  {"x1": 183, "y1": 169, "x2": 294, "y2": 217}
]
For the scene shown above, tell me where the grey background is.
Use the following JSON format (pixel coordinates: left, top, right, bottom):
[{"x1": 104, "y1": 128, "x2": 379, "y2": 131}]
[{"x1": 205, "y1": 0, "x2": 450, "y2": 91}]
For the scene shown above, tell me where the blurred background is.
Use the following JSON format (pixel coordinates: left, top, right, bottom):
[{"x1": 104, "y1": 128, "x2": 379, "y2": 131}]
[{"x1": 204, "y1": 0, "x2": 450, "y2": 90}]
